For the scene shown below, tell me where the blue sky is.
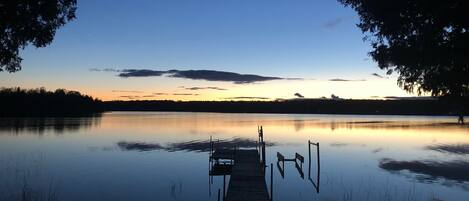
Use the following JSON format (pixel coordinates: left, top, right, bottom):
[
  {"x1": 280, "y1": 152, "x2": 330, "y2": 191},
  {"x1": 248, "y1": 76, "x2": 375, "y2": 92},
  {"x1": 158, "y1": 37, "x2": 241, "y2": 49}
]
[{"x1": 0, "y1": 0, "x2": 411, "y2": 100}]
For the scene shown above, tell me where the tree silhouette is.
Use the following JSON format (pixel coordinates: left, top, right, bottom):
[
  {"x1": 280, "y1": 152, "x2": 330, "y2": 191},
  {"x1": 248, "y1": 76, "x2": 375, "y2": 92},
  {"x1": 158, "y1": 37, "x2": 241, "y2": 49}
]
[
  {"x1": 0, "y1": 0, "x2": 77, "y2": 72},
  {"x1": 338, "y1": 0, "x2": 469, "y2": 123},
  {"x1": 0, "y1": 87, "x2": 102, "y2": 117}
]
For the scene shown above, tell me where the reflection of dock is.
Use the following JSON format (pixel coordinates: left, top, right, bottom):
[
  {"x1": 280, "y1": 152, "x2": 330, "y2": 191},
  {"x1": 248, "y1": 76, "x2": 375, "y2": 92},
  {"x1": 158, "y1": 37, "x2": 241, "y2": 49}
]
[
  {"x1": 209, "y1": 126, "x2": 272, "y2": 201},
  {"x1": 225, "y1": 150, "x2": 270, "y2": 201}
]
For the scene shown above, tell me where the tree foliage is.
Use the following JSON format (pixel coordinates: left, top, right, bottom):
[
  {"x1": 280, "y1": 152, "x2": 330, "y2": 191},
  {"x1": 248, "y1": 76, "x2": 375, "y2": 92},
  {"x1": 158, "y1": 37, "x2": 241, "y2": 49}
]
[
  {"x1": 0, "y1": 0, "x2": 77, "y2": 72},
  {"x1": 0, "y1": 87, "x2": 102, "y2": 117},
  {"x1": 338, "y1": 0, "x2": 469, "y2": 97}
]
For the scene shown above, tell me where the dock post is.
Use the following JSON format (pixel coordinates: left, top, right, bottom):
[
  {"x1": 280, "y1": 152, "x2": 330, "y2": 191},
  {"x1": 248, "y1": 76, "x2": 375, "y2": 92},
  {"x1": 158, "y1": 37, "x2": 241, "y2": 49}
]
[
  {"x1": 260, "y1": 126, "x2": 263, "y2": 142},
  {"x1": 262, "y1": 142, "x2": 266, "y2": 170},
  {"x1": 210, "y1": 136, "x2": 213, "y2": 156},
  {"x1": 217, "y1": 189, "x2": 221, "y2": 201},
  {"x1": 308, "y1": 140, "x2": 311, "y2": 178},
  {"x1": 317, "y1": 142, "x2": 320, "y2": 192},
  {"x1": 223, "y1": 174, "x2": 226, "y2": 201},
  {"x1": 270, "y1": 163, "x2": 273, "y2": 201}
]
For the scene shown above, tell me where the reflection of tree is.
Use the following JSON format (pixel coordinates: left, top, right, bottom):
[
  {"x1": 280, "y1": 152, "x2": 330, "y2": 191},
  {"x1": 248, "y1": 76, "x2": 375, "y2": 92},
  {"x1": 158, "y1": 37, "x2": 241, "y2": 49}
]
[
  {"x1": 293, "y1": 119, "x2": 305, "y2": 132},
  {"x1": 0, "y1": 115, "x2": 101, "y2": 135}
]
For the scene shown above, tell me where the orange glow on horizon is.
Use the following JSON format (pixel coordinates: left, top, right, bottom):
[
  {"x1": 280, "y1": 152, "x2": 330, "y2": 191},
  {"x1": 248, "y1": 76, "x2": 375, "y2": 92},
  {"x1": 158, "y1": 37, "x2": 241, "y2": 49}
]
[{"x1": 76, "y1": 78, "x2": 414, "y2": 101}]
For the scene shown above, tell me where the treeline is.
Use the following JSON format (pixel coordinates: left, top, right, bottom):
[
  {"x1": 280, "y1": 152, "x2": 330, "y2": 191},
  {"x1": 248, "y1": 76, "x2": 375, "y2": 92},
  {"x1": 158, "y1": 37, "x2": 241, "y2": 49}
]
[
  {"x1": 1, "y1": 87, "x2": 467, "y2": 117},
  {"x1": 104, "y1": 98, "x2": 468, "y2": 116},
  {"x1": 0, "y1": 87, "x2": 103, "y2": 117}
]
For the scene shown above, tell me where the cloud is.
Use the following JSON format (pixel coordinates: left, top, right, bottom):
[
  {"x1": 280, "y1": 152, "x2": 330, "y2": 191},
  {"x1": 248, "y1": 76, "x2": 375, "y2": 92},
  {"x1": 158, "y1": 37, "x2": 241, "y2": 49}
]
[
  {"x1": 223, "y1": 96, "x2": 270, "y2": 100},
  {"x1": 383, "y1": 96, "x2": 437, "y2": 100},
  {"x1": 89, "y1": 68, "x2": 121, "y2": 72},
  {"x1": 118, "y1": 69, "x2": 166, "y2": 77},
  {"x1": 142, "y1": 95, "x2": 156, "y2": 98},
  {"x1": 114, "y1": 69, "x2": 289, "y2": 84},
  {"x1": 119, "y1": 95, "x2": 140, "y2": 99},
  {"x1": 180, "y1": 86, "x2": 227, "y2": 91},
  {"x1": 167, "y1": 70, "x2": 283, "y2": 84},
  {"x1": 89, "y1": 68, "x2": 101, "y2": 72},
  {"x1": 153, "y1": 92, "x2": 168, "y2": 95},
  {"x1": 112, "y1": 90, "x2": 143, "y2": 93},
  {"x1": 371, "y1": 73, "x2": 386, "y2": 78},
  {"x1": 103, "y1": 68, "x2": 120, "y2": 72},
  {"x1": 328, "y1": 78, "x2": 366, "y2": 82},
  {"x1": 172, "y1": 93, "x2": 199, "y2": 96},
  {"x1": 294, "y1": 93, "x2": 304, "y2": 98},
  {"x1": 322, "y1": 17, "x2": 345, "y2": 29}
]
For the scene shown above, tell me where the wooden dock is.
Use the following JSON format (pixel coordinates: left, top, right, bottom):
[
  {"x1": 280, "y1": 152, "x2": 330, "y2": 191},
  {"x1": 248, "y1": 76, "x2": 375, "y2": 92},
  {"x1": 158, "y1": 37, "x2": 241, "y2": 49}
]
[
  {"x1": 209, "y1": 126, "x2": 272, "y2": 201},
  {"x1": 225, "y1": 150, "x2": 270, "y2": 201},
  {"x1": 208, "y1": 128, "x2": 320, "y2": 201}
]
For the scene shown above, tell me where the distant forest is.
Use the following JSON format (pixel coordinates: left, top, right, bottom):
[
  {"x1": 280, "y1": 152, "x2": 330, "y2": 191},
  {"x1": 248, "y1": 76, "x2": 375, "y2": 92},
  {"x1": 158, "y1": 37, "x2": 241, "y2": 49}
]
[
  {"x1": 105, "y1": 99, "x2": 468, "y2": 116},
  {"x1": 1, "y1": 87, "x2": 468, "y2": 117},
  {"x1": 0, "y1": 87, "x2": 102, "y2": 117}
]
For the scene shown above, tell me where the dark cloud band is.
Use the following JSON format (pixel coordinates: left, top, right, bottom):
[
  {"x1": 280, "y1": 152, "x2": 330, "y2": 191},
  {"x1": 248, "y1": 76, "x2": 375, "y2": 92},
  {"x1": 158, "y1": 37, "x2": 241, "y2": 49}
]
[
  {"x1": 173, "y1": 93, "x2": 199, "y2": 96},
  {"x1": 119, "y1": 69, "x2": 166, "y2": 77},
  {"x1": 115, "y1": 69, "x2": 288, "y2": 84},
  {"x1": 180, "y1": 86, "x2": 227, "y2": 91}
]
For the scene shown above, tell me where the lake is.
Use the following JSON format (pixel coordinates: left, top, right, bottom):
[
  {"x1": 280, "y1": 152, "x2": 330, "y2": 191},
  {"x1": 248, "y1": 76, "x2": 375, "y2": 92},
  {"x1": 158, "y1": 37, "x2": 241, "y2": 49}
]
[{"x1": 1, "y1": 112, "x2": 468, "y2": 201}]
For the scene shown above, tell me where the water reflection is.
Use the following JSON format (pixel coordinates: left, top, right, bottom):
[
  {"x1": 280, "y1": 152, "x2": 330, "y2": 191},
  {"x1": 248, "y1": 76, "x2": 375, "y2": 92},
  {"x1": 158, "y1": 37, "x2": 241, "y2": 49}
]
[
  {"x1": 0, "y1": 116, "x2": 101, "y2": 135},
  {"x1": 329, "y1": 142, "x2": 349, "y2": 147},
  {"x1": 117, "y1": 138, "x2": 276, "y2": 152},
  {"x1": 379, "y1": 159, "x2": 469, "y2": 183},
  {"x1": 378, "y1": 142, "x2": 469, "y2": 190},
  {"x1": 333, "y1": 121, "x2": 469, "y2": 130},
  {"x1": 276, "y1": 141, "x2": 320, "y2": 194},
  {"x1": 99, "y1": 112, "x2": 468, "y2": 134},
  {"x1": 169, "y1": 180, "x2": 183, "y2": 199},
  {"x1": 117, "y1": 141, "x2": 164, "y2": 151},
  {"x1": 1, "y1": 112, "x2": 469, "y2": 201},
  {"x1": 426, "y1": 144, "x2": 469, "y2": 155},
  {"x1": 308, "y1": 141, "x2": 320, "y2": 193},
  {"x1": 372, "y1": 147, "x2": 384, "y2": 153},
  {"x1": 276, "y1": 152, "x2": 305, "y2": 179}
]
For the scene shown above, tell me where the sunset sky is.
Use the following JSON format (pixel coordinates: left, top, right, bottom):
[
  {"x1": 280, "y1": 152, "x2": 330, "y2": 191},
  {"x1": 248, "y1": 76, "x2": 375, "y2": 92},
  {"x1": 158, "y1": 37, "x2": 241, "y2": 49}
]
[{"x1": 0, "y1": 0, "x2": 414, "y2": 101}]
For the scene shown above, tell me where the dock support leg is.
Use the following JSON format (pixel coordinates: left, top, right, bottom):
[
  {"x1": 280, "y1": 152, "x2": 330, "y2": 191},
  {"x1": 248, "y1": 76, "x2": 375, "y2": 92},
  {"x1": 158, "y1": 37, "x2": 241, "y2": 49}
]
[
  {"x1": 262, "y1": 142, "x2": 266, "y2": 171},
  {"x1": 317, "y1": 143, "x2": 320, "y2": 192},
  {"x1": 308, "y1": 140, "x2": 311, "y2": 178},
  {"x1": 270, "y1": 163, "x2": 273, "y2": 201},
  {"x1": 223, "y1": 174, "x2": 226, "y2": 201},
  {"x1": 218, "y1": 189, "x2": 221, "y2": 201}
]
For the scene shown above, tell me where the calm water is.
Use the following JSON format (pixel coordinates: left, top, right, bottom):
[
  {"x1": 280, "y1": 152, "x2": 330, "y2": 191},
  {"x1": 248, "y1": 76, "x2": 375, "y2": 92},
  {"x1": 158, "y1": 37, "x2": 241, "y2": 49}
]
[{"x1": 1, "y1": 112, "x2": 468, "y2": 201}]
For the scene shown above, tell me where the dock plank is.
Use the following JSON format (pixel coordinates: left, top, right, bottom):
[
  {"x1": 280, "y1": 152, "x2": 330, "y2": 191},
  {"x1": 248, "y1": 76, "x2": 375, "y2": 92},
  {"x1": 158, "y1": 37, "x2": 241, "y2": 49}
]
[{"x1": 225, "y1": 150, "x2": 270, "y2": 201}]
